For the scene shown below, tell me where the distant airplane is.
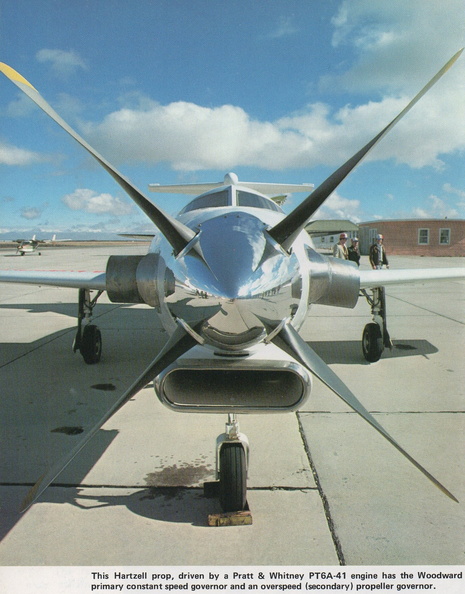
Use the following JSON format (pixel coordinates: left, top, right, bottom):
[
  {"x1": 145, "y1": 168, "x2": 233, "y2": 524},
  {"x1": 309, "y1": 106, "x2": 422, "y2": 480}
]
[
  {"x1": 13, "y1": 234, "x2": 45, "y2": 255},
  {"x1": 0, "y1": 49, "x2": 463, "y2": 514},
  {"x1": 12, "y1": 234, "x2": 73, "y2": 255}
]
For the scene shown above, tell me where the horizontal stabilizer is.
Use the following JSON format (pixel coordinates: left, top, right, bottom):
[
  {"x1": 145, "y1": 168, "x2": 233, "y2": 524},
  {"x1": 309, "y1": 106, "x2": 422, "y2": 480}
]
[{"x1": 149, "y1": 172, "x2": 313, "y2": 196}]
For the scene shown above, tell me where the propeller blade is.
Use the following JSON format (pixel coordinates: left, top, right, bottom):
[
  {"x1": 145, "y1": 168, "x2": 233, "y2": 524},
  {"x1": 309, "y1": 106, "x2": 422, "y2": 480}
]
[
  {"x1": 0, "y1": 62, "x2": 197, "y2": 256},
  {"x1": 268, "y1": 49, "x2": 463, "y2": 252},
  {"x1": 20, "y1": 322, "x2": 199, "y2": 513},
  {"x1": 271, "y1": 322, "x2": 458, "y2": 502}
]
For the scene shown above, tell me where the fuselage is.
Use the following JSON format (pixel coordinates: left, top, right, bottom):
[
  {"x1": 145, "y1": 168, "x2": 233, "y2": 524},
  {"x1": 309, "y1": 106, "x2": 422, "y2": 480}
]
[
  {"x1": 16, "y1": 241, "x2": 38, "y2": 255},
  {"x1": 148, "y1": 181, "x2": 313, "y2": 353}
]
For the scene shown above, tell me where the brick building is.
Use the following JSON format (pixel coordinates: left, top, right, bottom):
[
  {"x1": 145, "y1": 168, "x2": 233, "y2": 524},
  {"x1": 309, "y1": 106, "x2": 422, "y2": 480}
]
[{"x1": 358, "y1": 219, "x2": 465, "y2": 257}]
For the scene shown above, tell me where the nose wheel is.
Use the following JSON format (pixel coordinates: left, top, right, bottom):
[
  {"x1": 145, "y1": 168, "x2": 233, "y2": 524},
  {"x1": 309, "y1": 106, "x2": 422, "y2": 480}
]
[
  {"x1": 219, "y1": 442, "x2": 247, "y2": 512},
  {"x1": 216, "y1": 414, "x2": 249, "y2": 512}
]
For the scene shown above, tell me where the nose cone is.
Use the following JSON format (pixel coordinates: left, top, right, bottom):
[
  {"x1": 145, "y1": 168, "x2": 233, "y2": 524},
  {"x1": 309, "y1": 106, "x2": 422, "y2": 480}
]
[
  {"x1": 197, "y1": 212, "x2": 272, "y2": 298},
  {"x1": 202, "y1": 213, "x2": 264, "y2": 296},
  {"x1": 166, "y1": 211, "x2": 302, "y2": 351}
]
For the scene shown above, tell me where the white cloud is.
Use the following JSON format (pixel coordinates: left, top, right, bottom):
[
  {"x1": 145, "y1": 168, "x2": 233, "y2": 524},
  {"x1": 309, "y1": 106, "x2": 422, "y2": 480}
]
[
  {"x1": 81, "y1": 70, "x2": 464, "y2": 173},
  {"x1": 412, "y1": 194, "x2": 459, "y2": 219},
  {"x1": 0, "y1": 141, "x2": 45, "y2": 166},
  {"x1": 83, "y1": 100, "x2": 307, "y2": 171},
  {"x1": 74, "y1": 1, "x2": 464, "y2": 175},
  {"x1": 327, "y1": 0, "x2": 464, "y2": 93},
  {"x1": 443, "y1": 183, "x2": 465, "y2": 200},
  {"x1": 61, "y1": 188, "x2": 133, "y2": 215},
  {"x1": 312, "y1": 191, "x2": 362, "y2": 223},
  {"x1": 21, "y1": 206, "x2": 44, "y2": 220},
  {"x1": 36, "y1": 49, "x2": 87, "y2": 77}
]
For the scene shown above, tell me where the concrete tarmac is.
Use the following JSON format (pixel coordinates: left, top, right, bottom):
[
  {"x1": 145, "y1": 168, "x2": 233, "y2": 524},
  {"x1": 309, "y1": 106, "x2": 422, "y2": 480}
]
[{"x1": 0, "y1": 245, "x2": 464, "y2": 566}]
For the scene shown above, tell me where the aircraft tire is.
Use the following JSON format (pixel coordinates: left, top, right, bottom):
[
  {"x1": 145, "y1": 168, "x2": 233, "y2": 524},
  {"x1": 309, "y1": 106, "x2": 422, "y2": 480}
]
[
  {"x1": 219, "y1": 443, "x2": 247, "y2": 512},
  {"x1": 362, "y1": 322, "x2": 384, "y2": 362},
  {"x1": 80, "y1": 324, "x2": 102, "y2": 364}
]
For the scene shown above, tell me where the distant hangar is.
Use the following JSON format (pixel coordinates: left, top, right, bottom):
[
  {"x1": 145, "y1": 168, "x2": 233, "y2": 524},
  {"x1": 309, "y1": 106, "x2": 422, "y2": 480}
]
[
  {"x1": 358, "y1": 219, "x2": 465, "y2": 257},
  {"x1": 307, "y1": 219, "x2": 465, "y2": 257}
]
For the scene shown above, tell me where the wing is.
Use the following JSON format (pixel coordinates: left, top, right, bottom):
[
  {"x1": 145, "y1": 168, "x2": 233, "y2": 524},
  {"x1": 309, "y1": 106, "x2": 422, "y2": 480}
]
[
  {"x1": 118, "y1": 233, "x2": 155, "y2": 240},
  {"x1": 0, "y1": 270, "x2": 106, "y2": 290},
  {"x1": 360, "y1": 268, "x2": 465, "y2": 289}
]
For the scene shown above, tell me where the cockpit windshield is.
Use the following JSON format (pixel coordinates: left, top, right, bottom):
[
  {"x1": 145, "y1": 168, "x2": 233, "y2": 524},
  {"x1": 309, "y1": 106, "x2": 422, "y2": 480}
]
[
  {"x1": 236, "y1": 191, "x2": 282, "y2": 212},
  {"x1": 179, "y1": 189, "x2": 229, "y2": 215},
  {"x1": 179, "y1": 187, "x2": 283, "y2": 215}
]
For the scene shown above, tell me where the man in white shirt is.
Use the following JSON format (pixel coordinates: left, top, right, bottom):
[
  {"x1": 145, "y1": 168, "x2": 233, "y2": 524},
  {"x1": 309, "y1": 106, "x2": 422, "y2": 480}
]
[{"x1": 333, "y1": 233, "x2": 349, "y2": 259}]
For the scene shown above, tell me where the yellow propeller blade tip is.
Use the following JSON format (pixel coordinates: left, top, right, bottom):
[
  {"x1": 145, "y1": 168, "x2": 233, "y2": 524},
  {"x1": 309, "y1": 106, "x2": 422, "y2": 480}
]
[{"x1": 0, "y1": 62, "x2": 37, "y2": 91}]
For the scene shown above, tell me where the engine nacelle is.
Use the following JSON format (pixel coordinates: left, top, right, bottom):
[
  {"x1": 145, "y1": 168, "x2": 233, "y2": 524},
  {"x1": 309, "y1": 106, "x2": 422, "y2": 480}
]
[
  {"x1": 307, "y1": 249, "x2": 360, "y2": 309},
  {"x1": 106, "y1": 253, "x2": 175, "y2": 307},
  {"x1": 106, "y1": 255, "x2": 145, "y2": 304},
  {"x1": 154, "y1": 343, "x2": 312, "y2": 413}
]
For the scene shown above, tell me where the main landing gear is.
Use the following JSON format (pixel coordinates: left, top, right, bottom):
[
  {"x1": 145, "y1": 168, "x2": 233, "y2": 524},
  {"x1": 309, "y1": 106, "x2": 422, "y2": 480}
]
[
  {"x1": 216, "y1": 414, "x2": 249, "y2": 513},
  {"x1": 361, "y1": 286, "x2": 393, "y2": 362},
  {"x1": 73, "y1": 288, "x2": 104, "y2": 364}
]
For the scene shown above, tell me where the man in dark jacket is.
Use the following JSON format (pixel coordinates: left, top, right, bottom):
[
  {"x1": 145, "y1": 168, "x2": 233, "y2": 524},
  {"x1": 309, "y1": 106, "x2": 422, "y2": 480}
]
[
  {"x1": 369, "y1": 234, "x2": 389, "y2": 269},
  {"x1": 348, "y1": 237, "x2": 360, "y2": 266}
]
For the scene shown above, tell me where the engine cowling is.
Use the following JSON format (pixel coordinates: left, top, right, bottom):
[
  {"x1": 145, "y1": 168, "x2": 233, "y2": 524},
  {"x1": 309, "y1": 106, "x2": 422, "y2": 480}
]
[
  {"x1": 307, "y1": 248, "x2": 360, "y2": 309},
  {"x1": 106, "y1": 254, "x2": 174, "y2": 307}
]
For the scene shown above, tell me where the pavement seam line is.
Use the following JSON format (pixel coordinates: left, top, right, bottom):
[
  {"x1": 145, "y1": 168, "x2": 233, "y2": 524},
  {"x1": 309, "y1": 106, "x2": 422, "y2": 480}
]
[
  {"x1": 387, "y1": 293, "x2": 465, "y2": 325},
  {"x1": 296, "y1": 411, "x2": 346, "y2": 566}
]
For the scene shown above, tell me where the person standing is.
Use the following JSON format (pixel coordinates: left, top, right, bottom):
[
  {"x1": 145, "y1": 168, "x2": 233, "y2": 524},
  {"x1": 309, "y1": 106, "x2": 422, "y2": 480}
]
[
  {"x1": 333, "y1": 233, "x2": 349, "y2": 259},
  {"x1": 369, "y1": 234, "x2": 389, "y2": 269},
  {"x1": 347, "y1": 237, "x2": 361, "y2": 266}
]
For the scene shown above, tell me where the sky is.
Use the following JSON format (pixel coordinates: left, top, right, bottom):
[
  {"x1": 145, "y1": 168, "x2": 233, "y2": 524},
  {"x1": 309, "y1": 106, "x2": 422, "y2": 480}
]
[{"x1": 0, "y1": 0, "x2": 464, "y2": 238}]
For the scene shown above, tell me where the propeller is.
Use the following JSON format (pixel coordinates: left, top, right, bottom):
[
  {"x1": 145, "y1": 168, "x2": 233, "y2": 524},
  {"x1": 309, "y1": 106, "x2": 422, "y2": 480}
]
[
  {"x1": 268, "y1": 49, "x2": 463, "y2": 253},
  {"x1": 0, "y1": 62, "x2": 199, "y2": 257},
  {"x1": 20, "y1": 321, "x2": 201, "y2": 513},
  {"x1": 271, "y1": 321, "x2": 458, "y2": 502}
]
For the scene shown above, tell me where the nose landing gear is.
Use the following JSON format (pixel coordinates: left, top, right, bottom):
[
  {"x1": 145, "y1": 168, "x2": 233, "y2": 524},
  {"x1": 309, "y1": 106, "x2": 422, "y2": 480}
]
[{"x1": 212, "y1": 414, "x2": 250, "y2": 517}]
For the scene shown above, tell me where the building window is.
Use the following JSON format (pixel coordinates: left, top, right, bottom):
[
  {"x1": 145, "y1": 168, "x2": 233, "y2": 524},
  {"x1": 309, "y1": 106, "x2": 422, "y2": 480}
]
[
  {"x1": 418, "y1": 228, "x2": 429, "y2": 245},
  {"x1": 439, "y1": 228, "x2": 451, "y2": 245}
]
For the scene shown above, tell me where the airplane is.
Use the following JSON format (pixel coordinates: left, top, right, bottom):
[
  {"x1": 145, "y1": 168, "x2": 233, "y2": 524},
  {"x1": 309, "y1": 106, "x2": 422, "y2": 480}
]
[
  {"x1": 11, "y1": 234, "x2": 69, "y2": 255},
  {"x1": 0, "y1": 49, "x2": 464, "y2": 515},
  {"x1": 13, "y1": 234, "x2": 44, "y2": 255}
]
